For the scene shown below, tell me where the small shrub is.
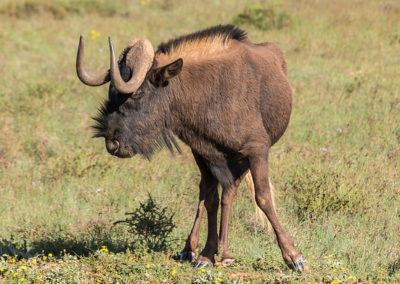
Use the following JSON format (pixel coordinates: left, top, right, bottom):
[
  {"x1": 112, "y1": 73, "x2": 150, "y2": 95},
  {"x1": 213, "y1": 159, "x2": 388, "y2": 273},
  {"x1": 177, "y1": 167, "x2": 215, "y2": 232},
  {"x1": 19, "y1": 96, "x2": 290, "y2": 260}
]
[
  {"x1": 285, "y1": 167, "x2": 361, "y2": 220},
  {"x1": 233, "y1": 5, "x2": 291, "y2": 31},
  {"x1": 114, "y1": 194, "x2": 175, "y2": 252}
]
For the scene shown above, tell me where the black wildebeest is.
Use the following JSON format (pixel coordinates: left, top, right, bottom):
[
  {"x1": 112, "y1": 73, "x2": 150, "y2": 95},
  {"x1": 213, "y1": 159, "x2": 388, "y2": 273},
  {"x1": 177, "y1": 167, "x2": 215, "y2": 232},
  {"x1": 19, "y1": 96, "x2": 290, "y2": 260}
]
[{"x1": 76, "y1": 25, "x2": 304, "y2": 271}]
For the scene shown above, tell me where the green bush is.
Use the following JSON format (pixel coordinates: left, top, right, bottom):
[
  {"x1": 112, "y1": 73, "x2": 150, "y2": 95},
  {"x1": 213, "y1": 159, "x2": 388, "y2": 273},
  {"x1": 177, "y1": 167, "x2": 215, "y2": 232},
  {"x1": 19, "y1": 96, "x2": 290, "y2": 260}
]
[
  {"x1": 233, "y1": 5, "x2": 291, "y2": 31},
  {"x1": 285, "y1": 167, "x2": 362, "y2": 220},
  {"x1": 114, "y1": 195, "x2": 175, "y2": 252}
]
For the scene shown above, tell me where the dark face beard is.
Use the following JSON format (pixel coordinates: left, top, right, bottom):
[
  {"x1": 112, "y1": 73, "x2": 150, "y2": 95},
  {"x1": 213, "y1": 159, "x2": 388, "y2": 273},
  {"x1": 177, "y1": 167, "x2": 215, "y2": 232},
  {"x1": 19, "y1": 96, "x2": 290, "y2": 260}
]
[{"x1": 91, "y1": 103, "x2": 108, "y2": 138}]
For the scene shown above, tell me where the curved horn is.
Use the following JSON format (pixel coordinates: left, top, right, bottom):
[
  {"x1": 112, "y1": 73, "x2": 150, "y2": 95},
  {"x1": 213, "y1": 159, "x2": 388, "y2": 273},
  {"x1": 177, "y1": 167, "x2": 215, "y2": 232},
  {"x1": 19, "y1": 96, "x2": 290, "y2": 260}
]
[
  {"x1": 109, "y1": 37, "x2": 154, "y2": 95},
  {"x1": 76, "y1": 35, "x2": 110, "y2": 86}
]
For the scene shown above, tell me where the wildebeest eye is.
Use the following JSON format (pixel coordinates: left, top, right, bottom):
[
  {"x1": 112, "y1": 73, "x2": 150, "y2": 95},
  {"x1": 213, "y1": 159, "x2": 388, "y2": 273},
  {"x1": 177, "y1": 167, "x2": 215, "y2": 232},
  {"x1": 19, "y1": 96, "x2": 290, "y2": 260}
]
[{"x1": 122, "y1": 100, "x2": 134, "y2": 110}]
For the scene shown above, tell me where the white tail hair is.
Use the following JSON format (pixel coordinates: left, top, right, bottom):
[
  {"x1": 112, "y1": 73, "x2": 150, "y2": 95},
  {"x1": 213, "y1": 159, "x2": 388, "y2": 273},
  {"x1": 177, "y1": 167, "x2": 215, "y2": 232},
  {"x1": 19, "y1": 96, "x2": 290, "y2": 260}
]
[{"x1": 244, "y1": 171, "x2": 275, "y2": 233}]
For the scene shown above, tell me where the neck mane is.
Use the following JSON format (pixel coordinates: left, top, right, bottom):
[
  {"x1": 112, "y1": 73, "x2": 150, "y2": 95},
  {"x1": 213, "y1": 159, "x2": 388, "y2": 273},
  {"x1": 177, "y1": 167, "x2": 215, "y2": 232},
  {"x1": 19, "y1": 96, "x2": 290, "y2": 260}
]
[{"x1": 156, "y1": 25, "x2": 247, "y2": 60}]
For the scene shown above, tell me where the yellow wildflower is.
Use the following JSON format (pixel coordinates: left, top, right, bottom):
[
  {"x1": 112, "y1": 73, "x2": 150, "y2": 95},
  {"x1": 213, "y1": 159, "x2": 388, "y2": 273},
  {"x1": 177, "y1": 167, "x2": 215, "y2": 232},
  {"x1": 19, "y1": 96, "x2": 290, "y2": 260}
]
[
  {"x1": 146, "y1": 264, "x2": 150, "y2": 268},
  {"x1": 13, "y1": 272, "x2": 17, "y2": 277},
  {"x1": 171, "y1": 270, "x2": 176, "y2": 275},
  {"x1": 48, "y1": 253, "x2": 53, "y2": 257},
  {"x1": 341, "y1": 268, "x2": 345, "y2": 272},
  {"x1": 90, "y1": 30, "x2": 100, "y2": 40},
  {"x1": 100, "y1": 246, "x2": 108, "y2": 253},
  {"x1": 43, "y1": 256, "x2": 47, "y2": 260},
  {"x1": 331, "y1": 280, "x2": 340, "y2": 284},
  {"x1": 214, "y1": 277, "x2": 222, "y2": 282},
  {"x1": 19, "y1": 278, "x2": 25, "y2": 282}
]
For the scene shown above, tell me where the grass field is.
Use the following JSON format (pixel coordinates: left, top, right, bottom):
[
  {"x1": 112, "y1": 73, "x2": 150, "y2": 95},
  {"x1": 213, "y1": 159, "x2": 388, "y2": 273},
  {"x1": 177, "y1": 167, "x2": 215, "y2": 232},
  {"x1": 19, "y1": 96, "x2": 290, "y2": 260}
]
[{"x1": 0, "y1": 0, "x2": 399, "y2": 282}]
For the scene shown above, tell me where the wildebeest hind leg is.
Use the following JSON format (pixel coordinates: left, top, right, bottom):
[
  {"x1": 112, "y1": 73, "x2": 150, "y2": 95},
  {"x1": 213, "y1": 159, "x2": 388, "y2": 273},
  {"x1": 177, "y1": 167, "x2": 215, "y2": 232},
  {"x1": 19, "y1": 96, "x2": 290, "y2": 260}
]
[
  {"x1": 248, "y1": 149, "x2": 304, "y2": 272},
  {"x1": 218, "y1": 166, "x2": 248, "y2": 265}
]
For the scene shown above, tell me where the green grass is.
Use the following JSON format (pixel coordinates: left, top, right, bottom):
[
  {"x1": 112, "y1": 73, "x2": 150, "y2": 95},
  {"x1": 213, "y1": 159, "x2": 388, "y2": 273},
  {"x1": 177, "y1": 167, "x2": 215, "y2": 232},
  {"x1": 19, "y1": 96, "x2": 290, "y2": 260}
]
[{"x1": 0, "y1": 0, "x2": 399, "y2": 282}]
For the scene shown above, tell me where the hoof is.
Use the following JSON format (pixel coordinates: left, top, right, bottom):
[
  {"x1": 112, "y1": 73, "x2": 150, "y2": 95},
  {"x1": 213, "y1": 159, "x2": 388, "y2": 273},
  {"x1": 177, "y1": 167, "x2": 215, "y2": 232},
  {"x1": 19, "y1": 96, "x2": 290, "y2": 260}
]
[
  {"x1": 180, "y1": 251, "x2": 195, "y2": 262},
  {"x1": 287, "y1": 256, "x2": 304, "y2": 272},
  {"x1": 221, "y1": 258, "x2": 235, "y2": 266},
  {"x1": 193, "y1": 261, "x2": 212, "y2": 269}
]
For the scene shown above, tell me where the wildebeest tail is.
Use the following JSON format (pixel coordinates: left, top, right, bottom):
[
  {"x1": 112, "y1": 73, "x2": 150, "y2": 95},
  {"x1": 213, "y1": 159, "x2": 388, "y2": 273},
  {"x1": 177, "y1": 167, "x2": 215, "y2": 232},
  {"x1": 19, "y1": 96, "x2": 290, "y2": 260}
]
[{"x1": 244, "y1": 172, "x2": 275, "y2": 233}]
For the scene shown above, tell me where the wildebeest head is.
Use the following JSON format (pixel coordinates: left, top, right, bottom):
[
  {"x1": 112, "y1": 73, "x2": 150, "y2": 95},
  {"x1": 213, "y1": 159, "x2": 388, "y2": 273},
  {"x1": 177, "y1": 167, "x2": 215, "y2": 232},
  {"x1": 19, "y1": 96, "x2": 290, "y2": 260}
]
[{"x1": 76, "y1": 36, "x2": 183, "y2": 158}]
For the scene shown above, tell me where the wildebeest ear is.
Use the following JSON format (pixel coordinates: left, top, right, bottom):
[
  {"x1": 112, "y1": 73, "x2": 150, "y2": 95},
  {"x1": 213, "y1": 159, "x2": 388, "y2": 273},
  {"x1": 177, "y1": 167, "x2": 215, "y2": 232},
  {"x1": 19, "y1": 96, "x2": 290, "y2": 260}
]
[{"x1": 149, "y1": 58, "x2": 183, "y2": 87}]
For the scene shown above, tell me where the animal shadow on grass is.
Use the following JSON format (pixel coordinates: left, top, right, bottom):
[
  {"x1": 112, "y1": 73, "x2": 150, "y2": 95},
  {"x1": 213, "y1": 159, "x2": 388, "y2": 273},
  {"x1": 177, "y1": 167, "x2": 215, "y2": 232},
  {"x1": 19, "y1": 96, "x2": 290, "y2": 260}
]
[
  {"x1": 0, "y1": 233, "x2": 129, "y2": 260},
  {"x1": 0, "y1": 194, "x2": 175, "y2": 260}
]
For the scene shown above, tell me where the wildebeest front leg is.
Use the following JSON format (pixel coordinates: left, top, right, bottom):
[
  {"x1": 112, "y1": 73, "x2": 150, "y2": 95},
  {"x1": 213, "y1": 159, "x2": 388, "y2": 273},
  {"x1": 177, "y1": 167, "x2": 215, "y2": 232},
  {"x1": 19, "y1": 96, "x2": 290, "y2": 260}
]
[
  {"x1": 249, "y1": 149, "x2": 304, "y2": 271},
  {"x1": 180, "y1": 186, "x2": 207, "y2": 262},
  {"x1": 194, "y1": 183, "x2": 219, "y2": 268},
  {"x1": 189, "y1": 153, "x2": 219, "y2": 268}
]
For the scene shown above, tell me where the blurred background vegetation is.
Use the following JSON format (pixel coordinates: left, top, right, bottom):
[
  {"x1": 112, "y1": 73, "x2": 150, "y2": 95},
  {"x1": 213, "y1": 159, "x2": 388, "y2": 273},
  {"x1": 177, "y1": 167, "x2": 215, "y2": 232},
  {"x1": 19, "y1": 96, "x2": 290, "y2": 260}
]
[{"x1": 0, "y1": 0, "x2": 399, "y2": 282}]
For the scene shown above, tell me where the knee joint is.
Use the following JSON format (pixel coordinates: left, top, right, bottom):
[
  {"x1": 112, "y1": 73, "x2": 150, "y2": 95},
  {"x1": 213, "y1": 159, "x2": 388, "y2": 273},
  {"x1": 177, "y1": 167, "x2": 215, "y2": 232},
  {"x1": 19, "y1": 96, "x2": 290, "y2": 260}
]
[
  {"x1": 255, "y1": 191, "x2": 271, "y2": 208},
  {"x1": 221, "y1": 189, "x2": 236, "y2": 206}
]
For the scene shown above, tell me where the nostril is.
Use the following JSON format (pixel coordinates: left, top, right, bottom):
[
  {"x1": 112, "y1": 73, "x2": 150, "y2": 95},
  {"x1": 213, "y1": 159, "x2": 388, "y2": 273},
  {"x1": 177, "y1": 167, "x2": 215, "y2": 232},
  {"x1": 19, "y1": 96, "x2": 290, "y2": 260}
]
[{"x1": 106, "y1": 140, "x2": 119, "y2": 154}]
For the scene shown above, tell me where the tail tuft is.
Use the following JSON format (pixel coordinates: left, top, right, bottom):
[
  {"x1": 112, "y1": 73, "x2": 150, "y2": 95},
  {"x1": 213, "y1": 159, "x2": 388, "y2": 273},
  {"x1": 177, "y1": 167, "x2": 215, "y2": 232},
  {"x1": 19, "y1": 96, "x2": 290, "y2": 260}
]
[{"x1": 244, "y1": 172, "x2": 275, "y2": 233}]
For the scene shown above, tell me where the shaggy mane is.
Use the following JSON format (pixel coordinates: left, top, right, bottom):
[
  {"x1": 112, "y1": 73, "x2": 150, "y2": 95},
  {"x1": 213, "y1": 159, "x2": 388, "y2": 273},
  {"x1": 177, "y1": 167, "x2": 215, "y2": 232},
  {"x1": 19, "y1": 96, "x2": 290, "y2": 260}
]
[{"x1": 156, "y1": 25, "x2": 247, "y2": 58}]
